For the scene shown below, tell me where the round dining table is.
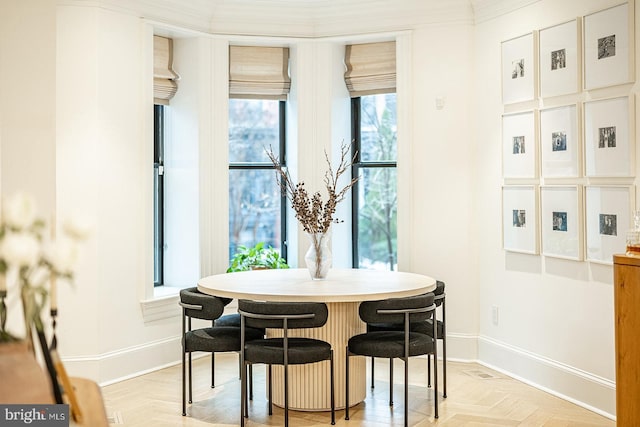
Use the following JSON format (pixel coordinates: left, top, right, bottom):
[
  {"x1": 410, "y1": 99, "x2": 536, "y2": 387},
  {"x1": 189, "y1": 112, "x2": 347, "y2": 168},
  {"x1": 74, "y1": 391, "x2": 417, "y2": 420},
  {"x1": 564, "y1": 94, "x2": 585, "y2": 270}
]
[{"x1": 197, "y1": 267, "x2": 436, "y2": 411}]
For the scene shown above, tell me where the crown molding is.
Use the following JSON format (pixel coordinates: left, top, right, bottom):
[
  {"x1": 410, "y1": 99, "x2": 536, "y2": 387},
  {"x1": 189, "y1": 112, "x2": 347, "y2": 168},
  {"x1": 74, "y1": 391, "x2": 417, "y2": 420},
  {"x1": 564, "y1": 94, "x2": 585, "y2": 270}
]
[
  {"x1": 208, "y1": 0, "x2": 475, "y2": 37},
  {"x1": 61, "y1": 0, "x2": 544, "y2": 36}
]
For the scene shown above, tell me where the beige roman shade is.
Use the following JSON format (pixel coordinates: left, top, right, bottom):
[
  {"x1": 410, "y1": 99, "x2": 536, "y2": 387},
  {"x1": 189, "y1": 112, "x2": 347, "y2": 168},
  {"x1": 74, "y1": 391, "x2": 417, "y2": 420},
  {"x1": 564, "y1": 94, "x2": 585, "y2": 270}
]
[
  {"x1": 344, "y1": 41, "x2": 396, "y2": 97},
  {"x1": 229, "y1": 46, "x2": 291, "y2": 100},
  {"x1": 154, "y1": 36, "x2": 179, "y2": 105}
]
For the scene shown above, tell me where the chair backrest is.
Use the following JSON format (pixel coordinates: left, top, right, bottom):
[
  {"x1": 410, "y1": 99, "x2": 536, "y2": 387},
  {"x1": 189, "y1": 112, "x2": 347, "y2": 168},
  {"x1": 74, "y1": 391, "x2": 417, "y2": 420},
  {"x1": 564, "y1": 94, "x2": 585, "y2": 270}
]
[
  {"x1": 434, "y1": 280, "x2": 445, "y2": 307},
  {"x1": 359, "y1": 293, "x2": 435, "y2": 324},
  {"x1": 179, "y1": 287, "x2": 225, "y2": 321},
  {"x1": 238, "y1": 300, "x2": 328, "y2": 330}
]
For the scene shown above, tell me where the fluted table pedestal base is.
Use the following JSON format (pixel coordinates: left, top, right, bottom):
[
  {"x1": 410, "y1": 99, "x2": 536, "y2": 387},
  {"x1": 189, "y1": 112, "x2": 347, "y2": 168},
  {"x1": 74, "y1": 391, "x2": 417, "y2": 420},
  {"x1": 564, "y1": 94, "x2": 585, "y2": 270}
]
[{"x1": 266, "y1": 301, "x2": 366, "y2": 410}]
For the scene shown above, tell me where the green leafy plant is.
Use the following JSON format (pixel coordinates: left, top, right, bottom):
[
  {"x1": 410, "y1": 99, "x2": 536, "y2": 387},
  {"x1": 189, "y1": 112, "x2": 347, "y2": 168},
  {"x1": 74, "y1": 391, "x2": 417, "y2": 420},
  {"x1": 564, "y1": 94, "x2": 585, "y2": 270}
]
[{"x1": 227, "y1": 242, "x2": 289, "y2": 273}]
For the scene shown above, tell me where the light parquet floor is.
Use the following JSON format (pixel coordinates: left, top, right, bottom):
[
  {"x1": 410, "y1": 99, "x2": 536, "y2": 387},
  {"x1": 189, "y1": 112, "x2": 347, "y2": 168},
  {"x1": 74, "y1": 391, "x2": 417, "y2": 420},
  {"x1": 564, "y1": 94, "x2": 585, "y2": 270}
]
[{"x1": 101, "y1": 354, "x2": 614, "y2": 427}]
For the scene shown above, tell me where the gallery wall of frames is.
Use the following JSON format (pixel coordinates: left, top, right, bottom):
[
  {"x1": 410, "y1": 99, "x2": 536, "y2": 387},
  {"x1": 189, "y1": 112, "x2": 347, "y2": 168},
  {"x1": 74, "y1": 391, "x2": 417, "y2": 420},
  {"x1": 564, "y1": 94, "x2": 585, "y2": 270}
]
[{"x1": 501, "y1": 1, "x2": 637, "y2": 264}]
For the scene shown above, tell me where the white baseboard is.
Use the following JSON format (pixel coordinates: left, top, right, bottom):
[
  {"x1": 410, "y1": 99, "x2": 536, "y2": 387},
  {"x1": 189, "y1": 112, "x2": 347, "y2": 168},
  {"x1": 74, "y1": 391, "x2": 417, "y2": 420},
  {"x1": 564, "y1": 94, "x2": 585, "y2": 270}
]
[
  {"x1": 445, "y1": 332, "x2": 478, "y2": 362},
  {"x1": 477, "y1": 334, "x2": 616, "y2": 420},
  {"x1": 62, "y1": 336, "x2": 183, "y2": 385}
]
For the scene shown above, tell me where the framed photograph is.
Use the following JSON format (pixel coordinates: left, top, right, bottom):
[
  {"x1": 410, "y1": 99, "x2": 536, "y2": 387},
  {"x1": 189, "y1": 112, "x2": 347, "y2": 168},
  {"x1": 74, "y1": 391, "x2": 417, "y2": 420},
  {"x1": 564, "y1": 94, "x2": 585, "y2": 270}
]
[
  {"x1": 539, "y1": 19, "x2": 581, "y2": 97},
  {"x1": 502, "y1": 32, "x2": 537, "y2": 104},
  {"x1": 541, "y1": 186, "x2": 583, "y2": 260},
  {"x1": 585, "y1": 185, "x2": 635, "y2": 263},
  {"x1": 503, "y1": 185, "x2": 539, "y2": 254},
  {"x1": 503, "y1": 110, "x2": 537, "y2": 178},
  {"x1": 584, "y1": 96, "x2": 634, "y2": 177},
  {"x1": 584, "y1": 2, "x2": 635, "y2": 90},
  {"x1": 540, "y1": 104, "x2": 579, "y2": 177}
]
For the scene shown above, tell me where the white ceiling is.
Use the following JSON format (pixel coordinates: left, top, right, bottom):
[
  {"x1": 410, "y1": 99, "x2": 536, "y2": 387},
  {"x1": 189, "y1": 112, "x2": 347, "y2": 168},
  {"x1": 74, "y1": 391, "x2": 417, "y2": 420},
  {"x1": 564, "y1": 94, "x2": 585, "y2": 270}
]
[{"x1": 95, "y1": 0, "x2": 540, "y2": 37}]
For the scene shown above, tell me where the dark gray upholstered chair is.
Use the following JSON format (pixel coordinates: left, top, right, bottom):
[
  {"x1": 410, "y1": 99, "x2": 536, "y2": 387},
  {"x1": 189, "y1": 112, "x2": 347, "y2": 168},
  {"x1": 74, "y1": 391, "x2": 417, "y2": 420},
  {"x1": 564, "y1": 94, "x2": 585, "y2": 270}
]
[
  {"x1": 239, "y1": 300, "x2": 336, "y2": 427},
  {"x1": 179, "y1": 287, "x2": 263, "y2": 416},
  {"x1": 345, "y1": 293, "x2": 438, "y2": 426},
  {"x1": 425, "y1": 281, "x2": 446, "y2": 396},
  {"x1": 368, "y1": 280, "x2": 447, "y2": 398}
]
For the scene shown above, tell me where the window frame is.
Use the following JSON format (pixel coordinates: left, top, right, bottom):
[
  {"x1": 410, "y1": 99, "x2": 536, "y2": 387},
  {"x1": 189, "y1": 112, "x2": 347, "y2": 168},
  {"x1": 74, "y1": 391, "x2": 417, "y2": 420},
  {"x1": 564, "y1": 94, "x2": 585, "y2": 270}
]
[
  {"x1": 153, "y1": 104, "x2": 165, "y2": 287},
  {"x1": 228, "y1": 100, "x2": 288, "y2": 261},
  {"x1": 350, "y1": 96, "x2": 398, "y2": 269}
]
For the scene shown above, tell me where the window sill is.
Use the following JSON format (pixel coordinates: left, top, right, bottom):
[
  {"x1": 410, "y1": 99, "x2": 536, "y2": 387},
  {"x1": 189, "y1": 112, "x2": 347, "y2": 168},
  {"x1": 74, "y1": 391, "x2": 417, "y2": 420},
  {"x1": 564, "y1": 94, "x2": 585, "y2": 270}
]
[{"x1": 140, "y1": 286, "x2": 182, "y2": 323}]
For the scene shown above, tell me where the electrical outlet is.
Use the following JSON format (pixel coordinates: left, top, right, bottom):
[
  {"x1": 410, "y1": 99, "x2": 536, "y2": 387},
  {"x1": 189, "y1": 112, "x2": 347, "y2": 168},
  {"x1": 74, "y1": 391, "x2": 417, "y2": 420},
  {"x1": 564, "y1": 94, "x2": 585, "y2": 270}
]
[{"x1": 492, "y1": 305, "x2": 499, "y2": 325}]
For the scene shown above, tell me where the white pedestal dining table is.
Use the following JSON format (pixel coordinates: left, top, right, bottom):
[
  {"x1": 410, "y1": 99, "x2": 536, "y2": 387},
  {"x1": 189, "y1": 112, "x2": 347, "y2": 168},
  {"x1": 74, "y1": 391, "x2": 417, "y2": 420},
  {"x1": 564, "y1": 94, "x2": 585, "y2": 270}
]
[{"x1": 197, "y1": 267, "x2": 436, "y2": 411}]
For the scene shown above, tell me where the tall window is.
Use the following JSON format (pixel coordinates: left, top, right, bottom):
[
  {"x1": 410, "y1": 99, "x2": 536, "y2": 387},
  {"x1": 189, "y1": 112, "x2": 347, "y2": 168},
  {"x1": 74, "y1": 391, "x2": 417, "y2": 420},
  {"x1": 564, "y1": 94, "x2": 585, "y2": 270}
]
[
  {"x1": 228, "y1": 99, "x2": 287, "y2": 261},
  {"x1": 351, "y1": 93, "x2": 397, "y2": 270},
  {"x1": 152, "y1": 35, "x2": 177, "y2": 287},
  {"x1": 153, "y1": 105, "x2": 165, "y2": 286}
]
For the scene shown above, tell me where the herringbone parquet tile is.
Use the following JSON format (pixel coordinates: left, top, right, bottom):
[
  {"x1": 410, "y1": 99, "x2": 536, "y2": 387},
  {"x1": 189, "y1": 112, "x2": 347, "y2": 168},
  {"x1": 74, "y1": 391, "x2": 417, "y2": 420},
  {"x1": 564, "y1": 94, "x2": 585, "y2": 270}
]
[{"x1": 101, "y1": 354, "x2": 613, "y2": 426}]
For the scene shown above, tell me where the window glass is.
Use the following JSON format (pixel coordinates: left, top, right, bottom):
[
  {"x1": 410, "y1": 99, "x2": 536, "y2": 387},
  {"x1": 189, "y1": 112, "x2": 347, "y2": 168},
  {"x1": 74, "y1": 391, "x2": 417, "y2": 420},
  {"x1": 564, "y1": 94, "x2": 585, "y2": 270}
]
[
  {"x1": 228, "y1": 169, "x2": 282, "y2": 257},
  {"x1": 356, "y1": 167, "x2": 397, "y2": 270},
  {"x1": 360, "y1": 94, "x2": 397, "y2": 162},
  {"x1": 229, "y1": 99, "x2": 279, "y2": 163}
]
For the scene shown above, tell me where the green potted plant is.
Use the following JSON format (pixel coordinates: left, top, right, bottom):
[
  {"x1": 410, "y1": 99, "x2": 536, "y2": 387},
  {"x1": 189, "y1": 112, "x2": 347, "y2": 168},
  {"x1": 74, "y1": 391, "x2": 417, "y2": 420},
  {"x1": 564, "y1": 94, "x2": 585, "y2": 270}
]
[{"x1": 227, "y1": 242, "x2": 289, "y2": 272}]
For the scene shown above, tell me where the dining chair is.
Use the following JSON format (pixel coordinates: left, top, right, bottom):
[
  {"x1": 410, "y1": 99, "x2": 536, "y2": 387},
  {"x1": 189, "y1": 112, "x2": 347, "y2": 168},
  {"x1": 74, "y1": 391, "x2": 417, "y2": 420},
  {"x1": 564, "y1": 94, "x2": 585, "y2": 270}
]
[
  {"x1": 424, "y1": 281, "x2": 446, "y2": 397},
  {"x1": 179, "y1": 287, "x2": 264, "y2": 416},
  {"x1": 345, "y1": 293, "x2": 438, "y2": 426},
  {"x1": 238, "y1": 300, "x2": 336, "y2": 427},
  {"x1": 368, "y1": 280, "x2": 447, "y2": 399}
]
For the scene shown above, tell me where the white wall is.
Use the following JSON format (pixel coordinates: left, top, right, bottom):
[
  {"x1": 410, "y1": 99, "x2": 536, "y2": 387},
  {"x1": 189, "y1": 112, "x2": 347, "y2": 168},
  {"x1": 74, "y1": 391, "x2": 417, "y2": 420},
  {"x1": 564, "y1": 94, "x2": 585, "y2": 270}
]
[
  {"x1": 0, "y1": 0, "x2": 57, "y2": 337},
  {"x1": 406, "y1": 24, "x2": 478, "y2": 359},
  {"x1": 0, "y1": 0, "x2": 56, "y2": 208},
  {"x1": 55, "y1": 5, "x2": 181, "y2": 381},
  {"x1": 474, "y1": 0, "x2": 633, "y2": 417}
]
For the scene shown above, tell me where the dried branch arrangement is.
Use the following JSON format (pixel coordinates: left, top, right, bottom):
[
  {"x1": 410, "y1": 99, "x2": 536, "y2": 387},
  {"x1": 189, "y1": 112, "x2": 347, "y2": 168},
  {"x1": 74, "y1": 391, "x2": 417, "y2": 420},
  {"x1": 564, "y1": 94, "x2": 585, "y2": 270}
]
[{"x1": 266, "y1": 141, "x2": 359, "y2": 235}]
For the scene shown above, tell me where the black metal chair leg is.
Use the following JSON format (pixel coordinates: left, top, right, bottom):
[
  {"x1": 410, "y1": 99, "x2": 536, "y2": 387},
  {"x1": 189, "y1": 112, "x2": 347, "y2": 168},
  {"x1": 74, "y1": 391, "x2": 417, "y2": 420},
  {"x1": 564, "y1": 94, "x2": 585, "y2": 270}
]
[
  {"x1": 268, "y1": 365, "x2": 273, "y2": 415},
  {"x1": 243, "y1": 363, "x2": 249, "y2": 419},
  {"x1": 330, "y1": 351, "x2": 335, "y2": 425},
  {"x1": 433, "y1": 322, "x2": 439, "y2": 419},
  {"x1": 443, "y1": 323, "x2": 447, "y2": 398},
  {"x1": 284, "y1": 362, "x2": 289, "y2": 427},
  {"x1": 371, "y1": 356, "x2": 375, "y2": 389},
  {"x1": 427, "y1": 353, "x2": 432, "y2": 388},
  {"x1": 240, "y1": 361, "x2": 246, "y2": 427},
  {"x1": 182, "y1": 351, "x2": 186, "y2": 416},
  {"x1": 345, "y1": 347, "x2": 350, "y2": 421},
  {"x1": 211, "y1": 353, "x2": 215, "y2": 388},
  {"x1": 404, "y1": 357, "x2": 409, "y2": 427},
  {"x1": 389, "y1": 358, "x2": 393, "y2": 406},
  {"x1": 442, "y1": 295, "x2": 447, "y2": 398},
  {"x1": 188, "y1": 353, "x2": 193, "y2": 404},
  {"x1": 249, "y1": 364, "x2": 253, "y2": 400}
]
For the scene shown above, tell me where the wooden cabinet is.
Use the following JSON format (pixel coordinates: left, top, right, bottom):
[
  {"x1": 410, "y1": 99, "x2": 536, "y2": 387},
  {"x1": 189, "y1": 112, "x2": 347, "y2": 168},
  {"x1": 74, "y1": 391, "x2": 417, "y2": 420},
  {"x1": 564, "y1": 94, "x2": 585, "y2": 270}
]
[{"x1": 613, "y1": 254, "x2": 640, "y2": 425}]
